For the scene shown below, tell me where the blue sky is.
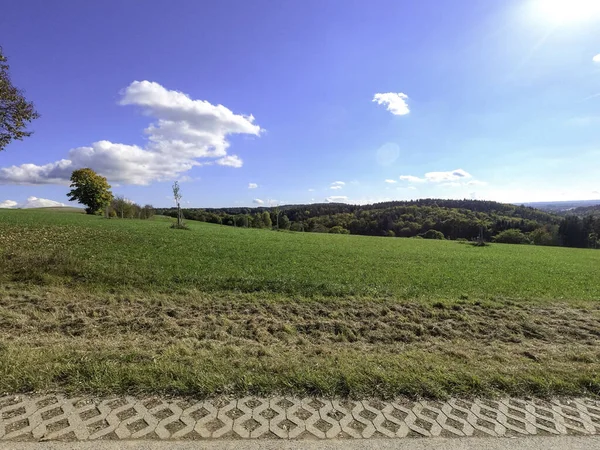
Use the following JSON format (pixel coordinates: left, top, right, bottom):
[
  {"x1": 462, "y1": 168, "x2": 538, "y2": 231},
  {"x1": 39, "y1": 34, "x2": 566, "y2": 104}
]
[{"x1": 1, "y1": 0, "x2": 600, "y2": 208}]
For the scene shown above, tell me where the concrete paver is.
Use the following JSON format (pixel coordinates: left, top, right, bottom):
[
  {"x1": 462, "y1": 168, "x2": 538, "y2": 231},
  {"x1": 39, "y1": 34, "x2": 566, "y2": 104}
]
[
  {"x1": 1, "y1": 395, "x2": 600, "y2": 442},
  {"x1": 2, "y1": 437, "x2": 600, "y2": 450}
]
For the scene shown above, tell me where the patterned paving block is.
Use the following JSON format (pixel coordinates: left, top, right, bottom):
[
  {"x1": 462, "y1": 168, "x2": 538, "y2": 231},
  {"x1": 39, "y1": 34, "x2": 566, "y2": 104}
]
[{"x1": 1, "y1": 395, "x2": 600, "y2": 441}]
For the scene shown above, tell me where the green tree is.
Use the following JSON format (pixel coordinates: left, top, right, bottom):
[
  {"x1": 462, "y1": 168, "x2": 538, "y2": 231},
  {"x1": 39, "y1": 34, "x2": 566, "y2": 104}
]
[
  {"x1": 1, "y1": 47, "x2": 40, "y2": 151},
  {"x1": 420, "y1": 229, "x2": 445, "y2": 240},
  {"x1": 493, "y1": 229, "x2": 530, "y2": 244},
  {"x1": 67, "y1": 168, "x2": 113, "y2": 214},
  {"x1": 113, "y1": 196, "x2": 130, "y2": 219},
  {"x1": 262, "y1": 211, "x2": 272, "y2": 228},
  {"x1": 329, "y1": 225, "x2": 350, "y2": 234},
  {"x1": 280, "y1": 214, "x2": 291, "y2": 230},
  {"x1": 529, "y1": 227, "x2": 554, "y2": 246},
  {"x1": 141, "y1": 205, "x2": 155, "y2": 220}
]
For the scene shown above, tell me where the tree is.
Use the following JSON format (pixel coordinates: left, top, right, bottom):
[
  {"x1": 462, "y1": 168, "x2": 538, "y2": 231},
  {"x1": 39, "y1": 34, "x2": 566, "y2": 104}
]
[
  {"x1": 113, "y1": 196, "x2": 130, "y2": 219},
  {"x1": 493, "y1": 229, "x2": 530, "y2": 245},
  {"x1": 529, "y1": 227, "x2": 554, "y2": 246},
  {"x1": 1, "y1": 47, "x2": 40, "y2": 151},
  {"x1": 141, "y1": 205, "x2": 155, "y2": 220},
  {"x1": 559, "y1": 216, "x2": 585, "y2": 248},
  {"x1": 67, "y1": 168, "x2": 113, "y2": 214},
  {"x1": 420, "y1": 229, "x2": 445, "y2": 240},
  {"x1": 262, "y1": 211, "x2": 272, "y2": 228},
  {"x1": 329, "y1": 225, "x2": 350, "y2": 234},
  {"x1": 273, "y1": 206, "x2": 280, "y2": 229},
  {"x1": 172, "y1": 181, "x2": 183, "y2": 227},
  {"x1": 280, "y1": 214, "x2": 291, "y2": 230}
]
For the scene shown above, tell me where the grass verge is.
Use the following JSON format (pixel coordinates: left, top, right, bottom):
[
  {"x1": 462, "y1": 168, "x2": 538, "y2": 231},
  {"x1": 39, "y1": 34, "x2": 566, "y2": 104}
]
[{"x1": 1, "y1": 285, "x2": 599, "y2": 399}]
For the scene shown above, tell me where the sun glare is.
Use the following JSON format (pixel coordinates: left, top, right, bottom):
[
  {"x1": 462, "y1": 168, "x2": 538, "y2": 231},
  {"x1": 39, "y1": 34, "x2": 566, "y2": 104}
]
[{"x1": 534, "y1": 0, "x2": 600, "y2": 24}]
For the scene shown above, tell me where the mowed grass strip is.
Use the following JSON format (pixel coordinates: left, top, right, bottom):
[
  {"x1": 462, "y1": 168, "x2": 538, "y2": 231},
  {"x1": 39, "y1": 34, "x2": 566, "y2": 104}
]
[
  {"x1": 1, "y1": 286, "x2": 599, "y2": 399},
  {"x1": 1, "y1": 209, "x2": 599, "y2": 301}
]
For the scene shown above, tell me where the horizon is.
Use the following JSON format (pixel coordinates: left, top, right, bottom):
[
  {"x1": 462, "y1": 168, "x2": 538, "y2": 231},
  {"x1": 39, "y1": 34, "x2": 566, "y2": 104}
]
[
  {"x1": 6, "y1": 197, "x2": 600, "y2": 211},
  {"x1": 1, "y1": 0, "x2": 600, "y2": 209}
]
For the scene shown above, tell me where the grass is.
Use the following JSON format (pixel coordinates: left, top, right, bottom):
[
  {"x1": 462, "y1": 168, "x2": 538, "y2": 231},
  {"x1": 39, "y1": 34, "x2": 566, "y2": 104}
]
[
  {"x1": 1, "y1": 209, "x2": 599, "y2": 301},
  {"x1": 0, "y1": 208, "x2": 599, "y2": 399}
]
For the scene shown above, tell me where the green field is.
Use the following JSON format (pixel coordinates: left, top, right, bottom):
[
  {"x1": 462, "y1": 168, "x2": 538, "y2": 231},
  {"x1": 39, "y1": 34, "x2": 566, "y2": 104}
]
[{"x1": 1, "y1": 209, "x2": 599, "y2": 399}]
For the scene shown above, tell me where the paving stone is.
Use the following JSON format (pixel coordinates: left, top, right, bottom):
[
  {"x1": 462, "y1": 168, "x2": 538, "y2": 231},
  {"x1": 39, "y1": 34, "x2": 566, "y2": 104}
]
[{"x1": 2, "y1": 395, "x2": 600, "y2": 441}]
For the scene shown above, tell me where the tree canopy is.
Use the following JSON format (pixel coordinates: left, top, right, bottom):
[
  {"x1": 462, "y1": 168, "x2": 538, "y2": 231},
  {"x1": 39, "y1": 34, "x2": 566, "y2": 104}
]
[
  {"x1": 67, "y1": 168, "x2": 113, "y2": 214},
  {"x1": 155, "y1": 198, "x2": 600, "y2": 249},
  {"x1": 0, "y1": 47, "x2": 39, "y2": 151}
]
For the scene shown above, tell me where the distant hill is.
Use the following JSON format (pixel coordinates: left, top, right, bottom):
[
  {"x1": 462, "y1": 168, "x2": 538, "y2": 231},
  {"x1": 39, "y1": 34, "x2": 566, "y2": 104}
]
[
  {"x1": 521, "y1": 199, "x2": 600, "y2": 213},
  {"x1": 555, "y1": 204, "x2": 600, "y2": 218}
]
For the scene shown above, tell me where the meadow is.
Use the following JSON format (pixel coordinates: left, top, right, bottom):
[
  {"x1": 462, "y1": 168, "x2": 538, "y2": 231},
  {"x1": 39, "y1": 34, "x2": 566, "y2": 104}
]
[{"x1": 1, "y1": 209, "x2": 599, "y2": 399}]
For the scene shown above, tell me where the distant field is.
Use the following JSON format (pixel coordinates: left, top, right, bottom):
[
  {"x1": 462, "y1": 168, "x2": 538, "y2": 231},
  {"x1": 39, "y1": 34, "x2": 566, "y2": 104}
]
[
  {"x1": 0, "y1": 209, "x2": 599, "y2": 399},
  {"x1": 0, "y1": 209, "x2": 599, "y2": 301}
]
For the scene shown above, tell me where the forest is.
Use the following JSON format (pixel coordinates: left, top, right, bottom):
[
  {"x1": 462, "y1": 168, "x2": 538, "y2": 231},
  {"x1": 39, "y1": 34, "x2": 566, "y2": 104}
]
[{"x1": 155, "y1": 199, "x2": 600, "y2": 249}]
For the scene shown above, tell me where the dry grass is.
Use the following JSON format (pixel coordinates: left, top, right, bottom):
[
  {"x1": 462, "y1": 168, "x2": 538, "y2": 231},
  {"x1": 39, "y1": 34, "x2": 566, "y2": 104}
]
[{"x1": 1, "y1": 284, "x2": 599, "y2": 399}]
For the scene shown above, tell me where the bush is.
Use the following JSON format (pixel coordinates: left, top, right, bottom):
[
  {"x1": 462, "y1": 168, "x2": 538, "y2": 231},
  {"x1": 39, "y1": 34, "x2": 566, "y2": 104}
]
[
  {"x1": 420, "y1": 229, "x2": 445, "y2": 240},
  {"x1": 493, "y1": 229, "x2": 530, "y2": 245},
  {"x1": 529, "y1": 228, "x2": 555, "y2": 246},
  {"x1": 170, "y1": 223, "x2": 190, "y2": 230},
  {"x1": 329, "y1": 226, "x2": 350, "y2": 234},
  {"x1": 387, "y1": 230, "x2": 395, "y2": 237},
  {"x1": 290, "y1": 222, "x2": 304, "y2": 232}
]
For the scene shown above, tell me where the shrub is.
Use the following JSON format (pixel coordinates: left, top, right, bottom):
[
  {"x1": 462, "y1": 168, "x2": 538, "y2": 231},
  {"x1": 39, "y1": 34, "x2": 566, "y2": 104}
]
[
  {"x1": 329, "y1": 226, "x2": 350, "y2": 234},
  {"x1": 493, "y1": 229, "x2": 530, "y2": 245},
  {"x1": 290, "y1": 222, "x2": 304, "y2": 232},
  {"x1": 529, "y1": 228, "x2": 555, "y2": 246},
  {"x1": 421, "y1": 229, "x2": 445, "y2": 240}
]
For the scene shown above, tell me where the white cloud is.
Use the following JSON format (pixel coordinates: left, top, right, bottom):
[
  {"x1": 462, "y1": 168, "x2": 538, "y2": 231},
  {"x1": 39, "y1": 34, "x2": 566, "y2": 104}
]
[
  {"x1": 424, "y1": 169, "x2": 472, "y2": 182},
  {"x1": 308, "y1": 188, "x2": 315, "y2": 192},
  {"x1": 215, "y1": 155, "x2": 243, "y2": 168},
  {"x1": 399, "y1": 175, "x2": 426, "y2": 183},
  {"x1": 0, "y1": 197, "x2": 66, "y2": 208},
  {"x1": 593, "y1": 54, "x2": 600, "y2": 63},
  {"x1": 0, "y1": 200, "x2": 18, "y2": 208},
  {"x1": 326, "y1": 195, "x2": 348, "y2": 203},
  {"x1": 253, "y1": 199, "x2": 264, "y2": 205},
  {"x1": 248, "y1": 183, "x2": 258, "y2": 189},
  {"x1": 399, "y1": 169, "x2": 473, "y2": 183},
  {"x1": 384, "y1": 179, "x2": 397, "y2": 184},
  {"x1": 0, "y1": 81, "x2": 261, "y2": 185},
  {"x1": 373, "y1": 92, "x2": 410, "y2": 116},
  {"x1": 398, "y1": 169, "x2": 484, "y2": 187},
  {"x1": 330, "y1": 181, "x2": 345, "y2": 190}
]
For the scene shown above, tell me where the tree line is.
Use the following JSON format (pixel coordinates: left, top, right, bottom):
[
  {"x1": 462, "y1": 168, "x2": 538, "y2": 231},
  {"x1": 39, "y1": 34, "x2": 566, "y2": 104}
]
[{"x1": 155, "y1": 199, "x2": 600, "y2": 249}]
